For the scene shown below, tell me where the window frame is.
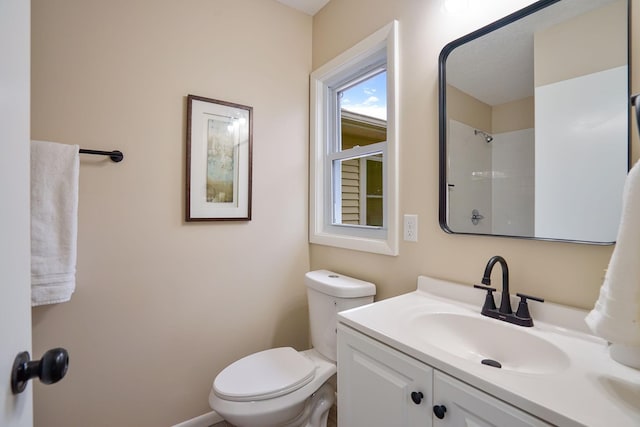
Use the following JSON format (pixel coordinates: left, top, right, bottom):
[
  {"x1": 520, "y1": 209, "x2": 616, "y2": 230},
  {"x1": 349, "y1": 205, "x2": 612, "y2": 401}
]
[
  {"x1": 310, "y1": 21, "x2": 399, "y2": 256},
  {"x1": 331, "y1": 143, "x2": 385, "y2": 227}
]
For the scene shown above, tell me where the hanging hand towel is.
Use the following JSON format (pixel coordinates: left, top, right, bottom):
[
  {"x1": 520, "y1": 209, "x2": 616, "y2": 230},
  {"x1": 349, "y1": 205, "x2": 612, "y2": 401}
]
[
  {"x1": 585, "y1": 158, "x2": 640, "y2": 362},
  {"x1": 31, "y1": 140, "x2": 79, "y2": 306}
]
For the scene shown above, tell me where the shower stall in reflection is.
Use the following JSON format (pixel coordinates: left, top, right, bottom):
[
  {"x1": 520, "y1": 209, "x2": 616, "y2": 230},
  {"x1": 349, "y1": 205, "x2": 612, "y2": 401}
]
[{"x1": 447, "y1": 119, "x2": 535, "y2": 236}]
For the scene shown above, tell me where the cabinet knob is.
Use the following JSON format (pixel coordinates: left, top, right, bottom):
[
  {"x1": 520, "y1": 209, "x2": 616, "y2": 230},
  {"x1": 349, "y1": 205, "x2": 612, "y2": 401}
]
[
  {"x1": 410, "y1": 391, "x2": 424, "y2": 404},
  {"x1": 433, "y1": 405, "x2": 447, "y2": 419}
]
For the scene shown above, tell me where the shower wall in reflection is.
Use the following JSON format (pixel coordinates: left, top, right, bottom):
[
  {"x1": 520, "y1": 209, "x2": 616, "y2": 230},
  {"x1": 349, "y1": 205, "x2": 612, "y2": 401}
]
[{"x1": 447, "y1": 119, "x2": 534, "y2": 236}]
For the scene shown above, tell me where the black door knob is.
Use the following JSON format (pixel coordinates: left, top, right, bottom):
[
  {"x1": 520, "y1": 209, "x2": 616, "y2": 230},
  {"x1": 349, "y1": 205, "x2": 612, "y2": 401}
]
[
  {"x1": 11, "y1": 348, "x2": 69, "y2": 394},
  {"x1": 410, "y1": 391, "x2": 423, "y2": 404},
  {"x1": 433, "y1": 404, "x2": 447, "y2": 419}
]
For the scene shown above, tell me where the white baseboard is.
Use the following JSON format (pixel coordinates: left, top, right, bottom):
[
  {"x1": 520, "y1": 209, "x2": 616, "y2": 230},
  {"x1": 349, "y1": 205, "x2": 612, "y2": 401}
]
[{"x1": 172, "y1": 410, "x2": 224, "y2": 427}]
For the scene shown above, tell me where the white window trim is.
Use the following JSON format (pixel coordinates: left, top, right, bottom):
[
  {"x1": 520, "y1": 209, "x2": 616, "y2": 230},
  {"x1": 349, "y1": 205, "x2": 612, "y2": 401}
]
[{"x1": 310, "y1": 21, "x2": 399, "y2": 256}]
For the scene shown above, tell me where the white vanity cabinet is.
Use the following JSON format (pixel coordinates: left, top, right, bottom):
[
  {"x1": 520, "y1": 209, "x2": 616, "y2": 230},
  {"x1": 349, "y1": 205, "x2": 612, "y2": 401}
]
[
  {"x1": 337, "y1": 277, "x2": 640, "y2": 426},
  {"x1": 338, "y1": 325, "x2": 434, "y2": 427},
  {"x1": 338, "y1": 325, "x2": 551, "y2": 427}
]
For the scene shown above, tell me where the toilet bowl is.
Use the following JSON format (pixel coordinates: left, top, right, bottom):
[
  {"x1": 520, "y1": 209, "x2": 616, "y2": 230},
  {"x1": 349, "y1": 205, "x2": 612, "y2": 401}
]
[
  {"x1": 209, "y1": 270, "x2": 376, "y2": 427},
  {"x1": 209, "y1": 349, "x2": 336, "y2": 427}
]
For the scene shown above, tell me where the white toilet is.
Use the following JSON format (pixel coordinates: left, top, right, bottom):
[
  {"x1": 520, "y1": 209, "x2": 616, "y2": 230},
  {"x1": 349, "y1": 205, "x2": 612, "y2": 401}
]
[{"x1": 209, "y1": 270, "x2": 376, "y2": 427}]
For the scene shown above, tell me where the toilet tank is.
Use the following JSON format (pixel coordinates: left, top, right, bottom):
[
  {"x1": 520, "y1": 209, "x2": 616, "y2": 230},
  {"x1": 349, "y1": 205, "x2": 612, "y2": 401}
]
[{"x1": 305, "y1": 270, "x2": 376, "y2": 362}]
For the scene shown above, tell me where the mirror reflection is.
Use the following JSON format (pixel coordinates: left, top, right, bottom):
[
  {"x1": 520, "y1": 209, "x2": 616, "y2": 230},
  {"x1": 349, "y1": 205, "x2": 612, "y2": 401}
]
[{"x1": 440, "y1": 0, "x2": 629, "y2": 244}]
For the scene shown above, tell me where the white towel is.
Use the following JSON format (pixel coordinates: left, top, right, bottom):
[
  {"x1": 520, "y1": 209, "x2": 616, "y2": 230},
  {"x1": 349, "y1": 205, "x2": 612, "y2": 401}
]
[
  {"x1": 30, "y1": 140, "x2": 79, "y2": 306},
  {"x1": 585, "y1": 159, "x2": 640, "y2": 345}
]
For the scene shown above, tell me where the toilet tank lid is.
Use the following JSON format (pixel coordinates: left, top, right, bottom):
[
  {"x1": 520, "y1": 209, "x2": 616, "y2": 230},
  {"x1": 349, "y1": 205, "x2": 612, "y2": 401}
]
[{"x1": 305, "y1": 270, "x2": 376, "y2": 298}]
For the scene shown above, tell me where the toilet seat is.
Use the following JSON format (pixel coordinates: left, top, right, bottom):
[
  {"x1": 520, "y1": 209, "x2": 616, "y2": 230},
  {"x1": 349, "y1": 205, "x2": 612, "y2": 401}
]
[{"x1": 213, "y1": 347, "x2": 316, "y2": 402}]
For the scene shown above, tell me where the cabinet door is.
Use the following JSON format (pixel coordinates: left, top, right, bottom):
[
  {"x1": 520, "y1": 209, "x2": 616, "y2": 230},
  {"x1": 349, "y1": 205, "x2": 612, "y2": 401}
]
[
  {"x1": 338, "y1": 325, "x2": 433, "y2": 427},
  {"x1": 433, "y1": 371, "x2": 551, "y2": 427}
]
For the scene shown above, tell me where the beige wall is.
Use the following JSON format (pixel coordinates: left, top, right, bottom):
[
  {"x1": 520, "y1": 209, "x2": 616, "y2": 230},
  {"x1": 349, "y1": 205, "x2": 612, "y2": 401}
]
[
  {"x1": 492, "y1": 96, "x2": 534, "y2": 134},
  {"x1": 448, "y1": 87, "x2": 533, "y2": 134},
  {"x1": 311, "y1": 0, "x2": 638, "y2": 305},
  {"x1": 535, "y1": 0, "x2": 627, "y2": 86},
  {"x1": 31, "y1": 0, "x2": 311, "y2": 425},
  {"x1": 446, "y1": 85, "x2": 492, "y2": 132}
]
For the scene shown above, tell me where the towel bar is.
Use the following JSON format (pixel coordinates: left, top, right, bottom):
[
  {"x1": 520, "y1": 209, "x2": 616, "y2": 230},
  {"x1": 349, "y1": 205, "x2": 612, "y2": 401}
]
[{"x1": 79, "y1": 148, "x2": 123, "y2": 163}]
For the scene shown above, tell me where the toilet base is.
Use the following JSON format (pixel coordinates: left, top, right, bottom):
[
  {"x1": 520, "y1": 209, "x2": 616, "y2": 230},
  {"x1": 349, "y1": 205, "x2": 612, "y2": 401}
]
[
  {"x1": 306, "y1": 382, "x2": 335, "y2": 427},
  {"x1": 282, "y1": 382, "x2": 335, "y2": 427},
  {"x1": 218, "y1": 382, "x2": 335, "y2": 427}
]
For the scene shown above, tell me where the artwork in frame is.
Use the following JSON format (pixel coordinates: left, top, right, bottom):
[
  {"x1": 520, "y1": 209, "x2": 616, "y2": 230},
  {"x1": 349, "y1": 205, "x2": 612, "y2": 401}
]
[{"x1": 186, "y1": 95, "x2": 253, "y2": 221}]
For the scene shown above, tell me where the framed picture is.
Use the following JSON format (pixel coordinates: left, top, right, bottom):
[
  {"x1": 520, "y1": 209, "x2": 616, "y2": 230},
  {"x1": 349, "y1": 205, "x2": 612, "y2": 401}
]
[{"x1": 186, "y1": 95, "x2": 253, "y2": 221}]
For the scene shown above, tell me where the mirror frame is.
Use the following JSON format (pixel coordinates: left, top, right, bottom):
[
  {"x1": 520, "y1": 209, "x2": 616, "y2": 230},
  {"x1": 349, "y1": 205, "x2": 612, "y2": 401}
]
[{"x1": 438, "y1": 0, "x2": 631, "y2": 245}]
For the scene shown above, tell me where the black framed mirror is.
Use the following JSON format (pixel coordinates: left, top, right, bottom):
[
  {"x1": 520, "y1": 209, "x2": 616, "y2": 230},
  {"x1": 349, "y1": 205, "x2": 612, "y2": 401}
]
[{"x1": 439, "y1": 0, "x2": 630, "y2": 244}]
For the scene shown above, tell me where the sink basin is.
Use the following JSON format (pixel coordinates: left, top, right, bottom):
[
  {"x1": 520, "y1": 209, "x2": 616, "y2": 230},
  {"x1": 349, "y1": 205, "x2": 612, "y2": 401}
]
[{"x1": 411, "y1": 312, "x2": 570, "y2": 374}]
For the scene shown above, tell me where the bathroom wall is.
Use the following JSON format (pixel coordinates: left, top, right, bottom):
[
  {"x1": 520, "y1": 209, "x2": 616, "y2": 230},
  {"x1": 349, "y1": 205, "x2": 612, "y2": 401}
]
[
  {"x1": 30, "y1": 0, "x2": 311, "y2": 425},
  {"x1": 446, "y1": 84, "x2": 492, "y2": 131},
  {"x1": 491, "y1": 97, "x2": 535, "y2": 237},
  {"x1": 535, "y1": 66, "x2": 627, "y2": 242},
  {"x1": 311, "y1": 0, "x2": 639, "y2": 305},
  {"x1": 446, "y1": 87, "x2": 493, "y2": 233},
  {"x1": 492, "y1": 96, "x2": 534, "y2": 134},
  {"x1": 447, "y1": 119, "x2": 493, "y2": 234},
  {"x1": 491, "y1": 128, "x2": 535, "y2": 237}
]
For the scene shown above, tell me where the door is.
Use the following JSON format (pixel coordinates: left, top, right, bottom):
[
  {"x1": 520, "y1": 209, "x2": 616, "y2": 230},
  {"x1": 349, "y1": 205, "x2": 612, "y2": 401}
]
[
  {"x1": 0, "y1": 0, "x2": 33, "y2": 426},
  {"x1": 338, "y1": 325, "x2": 433, "y2": 427},
  {"x1": 433, "y1": 372, "x2": 550, "y2": 427}
]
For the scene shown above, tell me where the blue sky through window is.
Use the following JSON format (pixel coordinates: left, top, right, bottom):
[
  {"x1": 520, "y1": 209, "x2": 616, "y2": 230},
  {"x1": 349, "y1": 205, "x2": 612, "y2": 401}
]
[{"x1": 340, "y1": 71, "x2": 387, "y2": 121}]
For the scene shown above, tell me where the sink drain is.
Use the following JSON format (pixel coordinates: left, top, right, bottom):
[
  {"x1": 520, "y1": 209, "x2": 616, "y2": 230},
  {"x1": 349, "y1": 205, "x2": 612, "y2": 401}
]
[{"x1": 481, "y1": 359, "x2": 502, "y2": 368}]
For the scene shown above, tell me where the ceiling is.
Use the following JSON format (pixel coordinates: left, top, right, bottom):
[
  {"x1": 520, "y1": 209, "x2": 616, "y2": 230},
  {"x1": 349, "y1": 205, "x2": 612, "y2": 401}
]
[{"x1": 276, "y1": 0, "x2": 331, "y2": 15}]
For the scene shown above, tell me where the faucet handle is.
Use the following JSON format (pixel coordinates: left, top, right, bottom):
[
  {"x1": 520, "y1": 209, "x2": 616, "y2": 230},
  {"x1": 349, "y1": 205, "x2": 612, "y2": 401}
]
[
  {"x1": 473, "y1": 284, "x2": 497, "y2": 312},
  {"x1": 516, "y1": 293, "x2": 544, "y2": 303},
  {"x1": 515, "y1": 293, "x2": 544, "y2": 321}
]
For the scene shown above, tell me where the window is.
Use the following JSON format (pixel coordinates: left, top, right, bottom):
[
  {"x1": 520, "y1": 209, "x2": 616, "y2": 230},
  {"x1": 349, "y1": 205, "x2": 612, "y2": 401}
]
[{"x1": 310, "y1": 21, "x2": 398, "y2": 255}]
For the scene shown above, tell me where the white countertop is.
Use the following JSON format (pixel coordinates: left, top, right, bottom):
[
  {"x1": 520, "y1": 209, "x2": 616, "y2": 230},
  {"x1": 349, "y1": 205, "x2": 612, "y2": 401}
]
[{"x1": 337, "y1": 276, "x2": 640, "y2": 427}]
